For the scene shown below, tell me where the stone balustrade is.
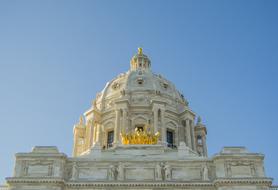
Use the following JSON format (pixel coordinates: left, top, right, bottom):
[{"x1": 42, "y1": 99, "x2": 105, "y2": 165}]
[{"x1": 0, "y1": 186, "x2": 8, "y2": 190}]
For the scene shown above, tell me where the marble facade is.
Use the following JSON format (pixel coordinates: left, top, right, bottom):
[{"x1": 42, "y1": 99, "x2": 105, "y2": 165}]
[{"x1": 3, "y1": 48, "x2": 275, "y2": 190}]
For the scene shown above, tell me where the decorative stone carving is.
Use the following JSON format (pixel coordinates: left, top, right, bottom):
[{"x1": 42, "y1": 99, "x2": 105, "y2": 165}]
[
  {"x1": 251, "y1": 163, "x2": 257, "y2": 177},
  {"x1": 21, "y1": 160, "x2": 28, "y2": 176},
  {"x1": 225, "y1": 160, "x2": 257, "y2": 178},
  {"x1": 117, "y1": 162, "x2": 124, "y2": 181},
  {"x1": 120, "y1": 89, "x2": 125, "y2": 96},
  {"x1": 25, "y1": 161, "x2": 53, "y2": 177},
  {"x1": 202, "y1": 165, "x2": 209, "y2": 181},
  {"x1": 155, "y1": 163, "x2": 163, "y2": 181},
  {"x1": 71, "y1": 162, "x2": 78, "y2": 180},
  {"x1": 4, "y1": 49, "x2": 275, "y2": 190},
  {"x1": 163, "y1": 164, "x2": 171, "y2": 181},
  {"x1": 108, "y1": 165, "x2": 118, "y2": 180},
  {"x1": 160, "y1": 81, "x2": 168, "y2": 90},
  {"x1": 112, "y1": 82, "x2": 121, "y2": 90}
]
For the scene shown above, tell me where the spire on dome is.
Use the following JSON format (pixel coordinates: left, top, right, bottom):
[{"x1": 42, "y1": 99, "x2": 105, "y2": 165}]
[
  {"x1": 79, "y1": 115, "x2": 84, "y2": 125},
  {"x1": 197, "y1": 116, "x2": 202, "y2": 124},
  {"x1": 130, "y1": 47, "x2": 151, "y2": 71},
  {"x1": 138, "y1": 47, "x2": 143, "y2": 55}
]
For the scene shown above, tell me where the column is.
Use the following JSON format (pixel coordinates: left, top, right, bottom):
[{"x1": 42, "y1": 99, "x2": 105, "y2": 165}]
[
  {"x1": 153, "y1": 107, "x2": 158, "y2": 133},
  {"x1": 93, "y1": 122, "x2": 97, "y2": 144},
  {"x1": 185, "y1": 119, "x2": 192, "y2": 148},
  {"x1": 161, "y1": 109, "x2": 166, "y2": 145},
  {"x1": 114, "y1": 109, "x2": 120, "y2": 145},
  {"x1": 178, "y1": 123, "x2": 185, "y2": 144},
  {"x1": 89, "y1": 120, "x2": 94, "y2": 147},
  {"x1": 73, "y1": 129, "x2": 78, "y2": 156},
  {"x1": 95, "y1": 122, "x2": 101, "y2": 144},
  {"x1": 190, "y1": 121, "x2": 196, "y2": 151},
  {"x1": 202, "y1": 135, "x2": 207, "y2": 156},
  {"x1": 85, "y1": 122, "x2": 92, "y2": 150},
  {"x1": 122, "y1": 109, "x2": 128, "y2": 133}
]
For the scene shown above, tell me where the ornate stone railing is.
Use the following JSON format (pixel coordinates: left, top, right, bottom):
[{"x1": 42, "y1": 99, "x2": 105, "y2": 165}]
[
  {"x1": 0, "y1": 185, "x2": 8, "y2": 190},
  {"x1": 270, "y1": 186, "x2": 278, "y2": 190}
]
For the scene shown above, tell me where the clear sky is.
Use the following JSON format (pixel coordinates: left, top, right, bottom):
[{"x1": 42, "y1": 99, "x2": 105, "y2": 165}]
[{"x1": 0, "y1": 0, "x2": 277, "y2": 185}]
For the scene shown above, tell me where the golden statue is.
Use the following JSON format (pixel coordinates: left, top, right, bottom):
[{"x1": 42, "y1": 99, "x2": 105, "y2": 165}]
[
  {"x1": 120, "y1": 124, "x2": 160, "y2": 145},
  {"x1": 138, "y1": 47, "x2": 143, "y2": 55}
]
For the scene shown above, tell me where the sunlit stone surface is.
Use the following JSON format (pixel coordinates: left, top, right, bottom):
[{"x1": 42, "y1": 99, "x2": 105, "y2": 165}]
[{"x1": 3, "y1": 49, "x2": 274, "y2": 189}]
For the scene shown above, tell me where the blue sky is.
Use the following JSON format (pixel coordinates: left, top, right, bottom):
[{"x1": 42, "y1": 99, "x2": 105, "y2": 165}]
[{"x1": 0, "y1": 0, "x2": 277, "y2": 184}]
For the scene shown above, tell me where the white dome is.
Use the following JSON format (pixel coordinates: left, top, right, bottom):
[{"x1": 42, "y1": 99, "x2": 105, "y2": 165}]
[
  {"x1": 94, "y1": 49, "x2": 188, "y2": 113},
  {"x1": 75, "y1": 48, "x2": 205, "y2": 158}
]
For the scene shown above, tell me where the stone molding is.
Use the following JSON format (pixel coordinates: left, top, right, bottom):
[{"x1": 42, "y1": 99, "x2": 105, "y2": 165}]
[
  {"x1": 6, "y1": 177, "x2": 64, "y2": 185},
  {"x1": 67, "y1": 181, "x2": 214, "y2": 188},
  {"x1": 6, "y1": 177, "x2": 273, "y2": 189},
  {"x1": 213, "y1": 177, "x2": 273, "y2": 187}
]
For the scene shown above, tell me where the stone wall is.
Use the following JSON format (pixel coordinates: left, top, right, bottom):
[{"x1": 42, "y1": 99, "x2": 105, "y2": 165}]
[{"x1": 4, "y1": 146, "x2": 274, "y2": 190}]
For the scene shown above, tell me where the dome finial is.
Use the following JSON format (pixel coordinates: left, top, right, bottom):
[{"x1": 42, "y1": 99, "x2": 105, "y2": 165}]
[
  {"x1": 197, "y1": 116, "x2": 202, "y2": 124},
  {"x1": 79, "y1": 115, "x2": 84, "y2": 125},
  {"x1": 138, "y1": 47, "x2": 143, "y2": 55}
]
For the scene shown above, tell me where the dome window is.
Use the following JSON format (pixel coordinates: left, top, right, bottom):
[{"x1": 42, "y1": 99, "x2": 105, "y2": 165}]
[
  {"x1": 160, "y1": 81, "x2": 168, "y2": 90},
  {"x1": 197, "y1": 135, "x2": 203, "y2": 145},
  {"x1": 137, "y1": 77, "x2": 144, "y2": 85},
  {"x1": 112, "y1": 82, "x2": 121, "y2": 90}
]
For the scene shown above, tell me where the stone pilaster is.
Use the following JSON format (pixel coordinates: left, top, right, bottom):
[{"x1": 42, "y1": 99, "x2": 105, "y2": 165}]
[
  {"x1": 122, "y1": 109, "x2": 128, "y2": 133},
  {"x1": 114, "y1": 109, "x2": 120, "y2": 145},
  {"x1": 202, "y1": 135, "x2": 207, "y2": 156},
  {"x1": 190, "y1": 121, "x2": 196, "y2": 151},
  {"x1": 185, "y1": 119, "x2": 192, "y2": 149},
  {"x1": 161, "y1": 109, "x2": 166, "y2": 145},
  {"x1": 95, "y1": 122, "x2": 101, "y2": 144},
  {"x1": 153, "y1": 107, "x2": 158, "y2": 133}
]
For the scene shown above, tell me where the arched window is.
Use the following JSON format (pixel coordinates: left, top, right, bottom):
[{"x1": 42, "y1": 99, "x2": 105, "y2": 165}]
[
  {"x1": 166, "y1": 129, "x2": 174, "y2": 148},
  {"x1": 197, "y1": 135, "x2": 203, "y2": 145},
  {"x1": 107, "y1": 131, "x2": 114, "y2": 148}
]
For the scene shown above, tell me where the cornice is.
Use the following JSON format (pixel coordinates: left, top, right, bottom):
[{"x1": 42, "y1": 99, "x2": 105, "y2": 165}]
[
  {"x1": 6, "y1": 177, "x2": 64, "y2": 185},
  {"x1": 66, "y1": 181, "x2": 214, "y2": 188},
  {"x1": 213, "y1": 177, "x2": 273, "y2": 187},
  {"x1": 6, "y1": 177, "x2": 273, "y2": 188},
  {"x1": 15, "y1": 153, "x2": 67, "y2": 159},
  {"x1": 212, "y1": 153, "x2": 264, "y2": 160}
]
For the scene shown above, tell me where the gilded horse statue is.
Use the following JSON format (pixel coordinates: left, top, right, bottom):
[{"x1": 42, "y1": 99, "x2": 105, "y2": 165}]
[{"x1": 120, "y1": 124, "x2": 160, "y2": 145}]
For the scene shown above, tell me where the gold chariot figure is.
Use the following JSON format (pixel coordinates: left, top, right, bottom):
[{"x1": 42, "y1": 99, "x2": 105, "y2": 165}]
[{"x1": 120, "y1": 124, "x2": 160, "y2": 145}]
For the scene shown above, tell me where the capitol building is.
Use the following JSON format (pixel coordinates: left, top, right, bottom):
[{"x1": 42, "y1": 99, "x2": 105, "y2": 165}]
[{"x1": 2, "y1": 48, "x2": 276, "y2": 190}]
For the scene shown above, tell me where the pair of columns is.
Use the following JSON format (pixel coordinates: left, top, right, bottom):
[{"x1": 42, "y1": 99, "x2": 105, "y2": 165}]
[
  {"x1": 113, "y1": 109, "x2": 128, "y2": 145},
  {"x1": 93, "y1": 107, "x2": 169, "y2": 147},
  {"x1": 201, "y1": 135, "x2": 207, "y2": 156},
  {"x1": 153, "y1": 107, "x2": 166, "y2": 144},
  {"x1": 185, "y1": 119, "x2": 196, "y2": 151},
  {"x1": 93, "y1": 109, "x2": 128, "y2": 147}
]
